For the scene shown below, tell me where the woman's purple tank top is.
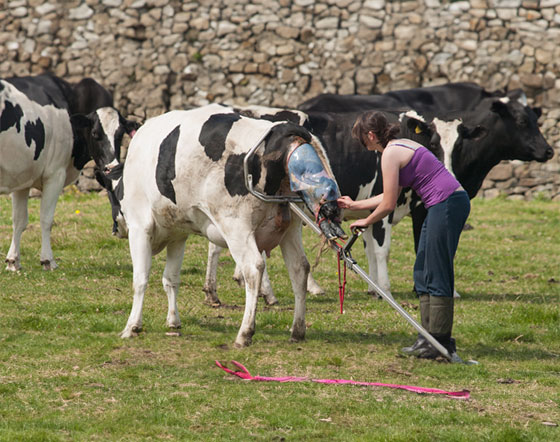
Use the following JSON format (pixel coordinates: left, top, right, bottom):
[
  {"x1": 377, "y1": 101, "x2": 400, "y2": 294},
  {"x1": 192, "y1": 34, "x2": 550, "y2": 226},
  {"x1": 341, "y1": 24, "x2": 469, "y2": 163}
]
[{"x1": 395, "y1": 141, "x2": 461, "y2": 208}]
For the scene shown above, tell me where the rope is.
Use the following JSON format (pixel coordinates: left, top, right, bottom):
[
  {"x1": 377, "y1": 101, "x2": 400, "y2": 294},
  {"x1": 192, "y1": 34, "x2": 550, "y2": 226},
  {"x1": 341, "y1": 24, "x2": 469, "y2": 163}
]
[
  {"x1": 216, "y1": 360, "x2": 470, "y2": 399},
  {"x1": 337, "y1": 249, "x2": 346, "y2": 314}
]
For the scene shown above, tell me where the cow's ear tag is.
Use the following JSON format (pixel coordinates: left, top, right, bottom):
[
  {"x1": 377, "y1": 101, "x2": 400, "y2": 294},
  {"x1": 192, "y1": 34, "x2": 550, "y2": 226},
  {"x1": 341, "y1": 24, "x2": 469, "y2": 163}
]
[{"x1": 415, "y1": 125, "x2": 422, "y2": 134}]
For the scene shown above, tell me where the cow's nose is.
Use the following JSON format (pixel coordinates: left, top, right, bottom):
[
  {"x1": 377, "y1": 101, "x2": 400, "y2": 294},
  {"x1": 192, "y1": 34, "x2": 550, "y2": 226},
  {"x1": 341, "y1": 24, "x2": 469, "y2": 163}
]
[
  {"x1": 546, "y1": 147, "x2": 554, "y2": 159},
  {"x1": 104, "y1": 165, "x2": 112, "y2": 174}
]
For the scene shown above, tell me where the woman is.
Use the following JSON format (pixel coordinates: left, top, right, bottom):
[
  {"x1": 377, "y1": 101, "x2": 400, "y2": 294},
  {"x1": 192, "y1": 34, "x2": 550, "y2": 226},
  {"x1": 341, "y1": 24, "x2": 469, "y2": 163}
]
[{"x1": 338, "y1": 111, "x2": 470, "y2": 359}]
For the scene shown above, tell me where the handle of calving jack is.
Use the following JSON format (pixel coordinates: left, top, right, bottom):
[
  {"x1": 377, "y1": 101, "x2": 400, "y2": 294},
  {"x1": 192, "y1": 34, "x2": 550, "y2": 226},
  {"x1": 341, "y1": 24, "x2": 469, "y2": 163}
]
[
  {"x1": 341, "y1": 227, "x2": 365, "y2": 268},
  {"x1": 288, "y1": 203, "x2": 454, "y2": 362}
]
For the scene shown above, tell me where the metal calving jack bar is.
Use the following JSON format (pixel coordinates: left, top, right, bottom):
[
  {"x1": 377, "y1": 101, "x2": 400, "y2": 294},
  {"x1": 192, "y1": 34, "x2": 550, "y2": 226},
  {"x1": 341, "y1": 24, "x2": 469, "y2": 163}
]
[{"x1": 243, "y1": 129, "x2": 477, "y2": 365}]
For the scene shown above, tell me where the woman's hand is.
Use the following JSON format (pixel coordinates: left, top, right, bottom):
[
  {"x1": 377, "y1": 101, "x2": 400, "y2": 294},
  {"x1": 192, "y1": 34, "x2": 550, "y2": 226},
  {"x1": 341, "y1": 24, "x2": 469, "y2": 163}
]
[
  {"x1": 349, "y1": 218, "x2": 370, "y2": 230},
  {"x1": 337, "y1": 196, "x2": 354, "y2": 209}
]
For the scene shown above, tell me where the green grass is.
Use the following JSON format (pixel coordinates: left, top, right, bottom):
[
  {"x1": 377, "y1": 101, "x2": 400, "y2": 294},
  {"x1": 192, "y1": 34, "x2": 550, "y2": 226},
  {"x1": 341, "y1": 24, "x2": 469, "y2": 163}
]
[{"x1": 1, "y1": 191, "x2": 559, "y2": 441}]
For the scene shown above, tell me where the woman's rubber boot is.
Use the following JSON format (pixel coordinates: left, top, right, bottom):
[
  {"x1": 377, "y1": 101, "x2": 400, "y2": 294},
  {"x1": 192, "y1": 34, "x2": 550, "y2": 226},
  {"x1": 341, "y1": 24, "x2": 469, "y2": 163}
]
[
  {"x1": 417, "y1": 296, "x2": 455, "y2": 359},
  {"x1": 401, "y1": 294, "x2": 430, "y2": 356}
]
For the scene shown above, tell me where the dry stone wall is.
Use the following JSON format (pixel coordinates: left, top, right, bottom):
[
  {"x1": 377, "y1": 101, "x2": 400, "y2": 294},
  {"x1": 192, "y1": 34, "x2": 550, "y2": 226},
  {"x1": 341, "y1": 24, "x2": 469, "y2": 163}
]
[{"x1": 1, "y1": 0, "x2": 559, "y2": 199}]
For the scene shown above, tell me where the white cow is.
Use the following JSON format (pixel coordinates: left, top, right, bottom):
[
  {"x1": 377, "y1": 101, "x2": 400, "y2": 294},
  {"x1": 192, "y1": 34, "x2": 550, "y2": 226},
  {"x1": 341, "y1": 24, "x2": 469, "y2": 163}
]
[{"x1": 96, "y1": 104, "x2": 344, "y2": 347}]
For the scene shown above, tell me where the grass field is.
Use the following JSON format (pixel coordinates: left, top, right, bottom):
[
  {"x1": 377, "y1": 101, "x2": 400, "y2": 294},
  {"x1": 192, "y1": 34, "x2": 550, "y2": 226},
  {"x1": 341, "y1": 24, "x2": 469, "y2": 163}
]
[{"x1": 0, "y1": 190, "x2": 558, "y2": 441}]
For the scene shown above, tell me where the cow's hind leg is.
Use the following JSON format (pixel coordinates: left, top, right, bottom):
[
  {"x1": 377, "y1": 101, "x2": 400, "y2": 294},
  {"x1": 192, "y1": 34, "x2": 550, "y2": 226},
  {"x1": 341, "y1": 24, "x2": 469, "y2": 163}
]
[
  {"x1": 203, "y1": 242, "x2": 222, "y2": 305},
  {"x1": 260, "y1": 256, "x2": 278, "y2": 305},
  {"x1": 364, "y1": 221, "x2": 395, "y2": 301},
  {"x1": 163, "y1": 239, "x2": 186, "y2": 330},
  {"x1": 38, "y1": 174, "x2": 67, "y2": 270},
  {"x1": 6, "y1": 189, "x2": 29, "y2": 271},
  {"x1": 121, "y1": 228, "x2": 152, "y2": 338},
  {"x1": 280, "y1": 220, "x2": 309, "y2": 342},
  {"x1": 232, "y1": 254, "x2": 278, "y2": 305}
]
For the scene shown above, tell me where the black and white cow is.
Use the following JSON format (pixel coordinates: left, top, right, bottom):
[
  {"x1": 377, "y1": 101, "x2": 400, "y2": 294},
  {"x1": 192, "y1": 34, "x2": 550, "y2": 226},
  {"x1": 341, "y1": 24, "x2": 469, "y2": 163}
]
[
  {"x1": 198, "y1": 106, "x2": 443, "y2": 304},
  {"x1": 0, "y1": 74, "x2": 131, "y2": 271},
  {"x1": 298, "y1": 82, "x2": 505, "y2": 113},
  {"x1": 92, "y1": 103, "x2": 344, "y2": 347},
  {"x1": 201, "y1": 105, "x2": 439, "y2": 304}
]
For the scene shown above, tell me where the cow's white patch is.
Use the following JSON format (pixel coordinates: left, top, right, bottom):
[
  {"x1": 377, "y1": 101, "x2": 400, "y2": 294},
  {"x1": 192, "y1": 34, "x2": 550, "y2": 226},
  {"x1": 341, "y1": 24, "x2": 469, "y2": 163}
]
[
  {"x1": 399, "y1": 110, "x2": 426, "y2": 122},
  {"x1": 0, "y1": 81, "x2": 72, "y2": 192},
  {"x1": 97, "y1": 107, "x2": 120, "y2": 156},
  {"x1": 431, "y1": 118, "x2": 461, "y2": 176}
]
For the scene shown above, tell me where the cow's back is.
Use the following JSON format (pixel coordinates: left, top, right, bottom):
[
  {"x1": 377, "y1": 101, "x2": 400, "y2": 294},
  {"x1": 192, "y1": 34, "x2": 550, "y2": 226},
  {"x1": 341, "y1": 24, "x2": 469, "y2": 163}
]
[
  {"x1": 0, "y1": 79, "x2": 73, "y2": 193},
  {"x1": 122, "y1": 106, "x2": 277, "y2": 234}
]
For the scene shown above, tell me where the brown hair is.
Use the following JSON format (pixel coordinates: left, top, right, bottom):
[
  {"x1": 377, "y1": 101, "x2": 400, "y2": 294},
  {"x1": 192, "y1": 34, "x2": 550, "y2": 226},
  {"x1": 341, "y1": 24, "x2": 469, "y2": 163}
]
[{"x1": 352, "y1": 111, "x2": 401, "y2": 148}]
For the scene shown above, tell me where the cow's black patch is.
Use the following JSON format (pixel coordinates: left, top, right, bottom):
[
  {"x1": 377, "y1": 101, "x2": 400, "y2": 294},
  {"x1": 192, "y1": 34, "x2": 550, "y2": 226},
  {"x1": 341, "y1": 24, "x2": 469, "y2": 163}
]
[
  {"x1": 156, "y1": 125, "x2": 180, "y2": 204},
  {"x1": 6, "y1": 75, "x2": 72, "y2": 110},
  {"x1": 224, "y1": 153, "x2": 261, "y2": 197},
  {"x1": 372, "y1": 220, "x2": 385, "y2": 247},
  {"x1": 71, "y1": 77, "x2": 114, "y2": 114},
  {"x1": 0, "y1": 101, "x2": 23, "y2": 133},
  {"x1": 199, "y1": 113, "x2": 241, "y2": 162},
  {"x1": 259, "y1": 110, "x2": 303, "y2": 124},
  {"x1": 24, "y1": 119, "x2": 45, "y2": 160}
]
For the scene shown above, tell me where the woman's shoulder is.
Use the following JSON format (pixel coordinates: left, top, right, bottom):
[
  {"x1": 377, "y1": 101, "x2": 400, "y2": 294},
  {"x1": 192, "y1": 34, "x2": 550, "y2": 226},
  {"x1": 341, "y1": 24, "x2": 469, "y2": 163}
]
[{"x1": 387, "y1": 138, "x2": 425, "y2": 149}]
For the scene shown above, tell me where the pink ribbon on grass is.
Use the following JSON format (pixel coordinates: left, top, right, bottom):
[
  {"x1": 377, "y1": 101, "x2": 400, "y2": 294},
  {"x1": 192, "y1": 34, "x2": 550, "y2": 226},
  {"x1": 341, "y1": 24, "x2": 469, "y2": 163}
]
[{"x1": 216, "y1": 360, "x2": 470, "y2": 399}]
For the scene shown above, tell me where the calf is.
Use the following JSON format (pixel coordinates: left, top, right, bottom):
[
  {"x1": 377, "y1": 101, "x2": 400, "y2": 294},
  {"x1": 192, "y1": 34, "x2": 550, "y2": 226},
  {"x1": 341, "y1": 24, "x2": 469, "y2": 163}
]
[
  {"x1": 93, "y1": 104, "x2": 344, "y2": 347},
  {"x1": 0, "y1": 74, "x2": 121, "y2": 271}
]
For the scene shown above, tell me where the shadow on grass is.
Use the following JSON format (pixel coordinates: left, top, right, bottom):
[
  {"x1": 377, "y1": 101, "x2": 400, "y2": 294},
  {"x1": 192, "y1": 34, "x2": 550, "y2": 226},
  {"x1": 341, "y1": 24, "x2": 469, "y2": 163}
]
[
  {"x1": 458, "y1": 291, "x2": 559, "y2": 304},
  {"x1": 468, "y1": 343, "x2": 560, "y2": 361},
  {"x1": 181, "y1": 303, "x2": 560, "y2": 362},
  {"x1": 182, "y1": 313, "x2": 415, "y2": 347}
]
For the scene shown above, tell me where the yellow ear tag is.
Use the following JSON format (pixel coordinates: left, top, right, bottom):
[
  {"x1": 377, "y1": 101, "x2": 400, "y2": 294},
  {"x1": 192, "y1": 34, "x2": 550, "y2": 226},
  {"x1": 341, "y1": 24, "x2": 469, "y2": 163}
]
[{"x1": 415, "y1": 125, "x2": 422, "y2": 134}]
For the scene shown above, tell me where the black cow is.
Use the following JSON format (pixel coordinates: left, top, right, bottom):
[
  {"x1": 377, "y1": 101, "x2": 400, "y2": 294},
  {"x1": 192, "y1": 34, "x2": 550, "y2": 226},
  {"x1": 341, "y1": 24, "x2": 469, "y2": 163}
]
[
  {"x1": 298, "y1": 82, "x2": 505, "y2": 113},
  {"x1": 321, "y1": 98, "x2": 553, "y2": 295},
  {"x1": 0, "y1": 73, "x2": 133, "y2": 271}
]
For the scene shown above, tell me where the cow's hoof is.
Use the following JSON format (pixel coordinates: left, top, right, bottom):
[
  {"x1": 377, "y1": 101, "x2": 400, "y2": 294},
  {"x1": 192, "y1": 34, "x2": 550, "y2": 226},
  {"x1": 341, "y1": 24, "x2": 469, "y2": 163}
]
[
  {"x1": 5, "y1": 259, "x2": 21, "y2": 272},
  {"x1": 41, "y1": 259, "x2": 58, "y2": 271},
  {"x1": 290, "y1": 322, "x2": 306, "y2": 342},
  {"x1": 368, "y1": 290, "x2": 394, "y2": 301},
  {"x1": 308, "y1": 285, "x2": 325, "y2": 296},
  {"x1": 234, "y1": 333, "x2": 253, "y2": 348},
  {"x1": 289, "y1": 334, "x2": 305, "y2": 343},
  {"x1": 167, "y1": 321, "x2": 182, "y2": 330},
  {"x1": 120, "y1": 327, "x2": 141, "y2": 338},
  {"x1": 203, "y1": 292, "x2": 221, "y2": 306},
  {"x1": 261, "y1": 293, "x2": 278, "y2": 306}
]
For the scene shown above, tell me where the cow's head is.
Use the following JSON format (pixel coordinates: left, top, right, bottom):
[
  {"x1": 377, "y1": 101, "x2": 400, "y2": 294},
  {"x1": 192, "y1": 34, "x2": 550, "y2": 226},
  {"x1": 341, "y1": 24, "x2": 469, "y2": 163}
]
[
  {"x1": 488, "y1": 94, "x2": 554, "y2": 162},
  {"x1": 71, "y1": 107, "x2": 139, "y2": 237},
  {"x1": 261, "y1": 122, "x2": 346, "y2": 239},
  {"x1": 71, "y1": 107, "x2": 140, "y2": 172},
  {"x1": 399, "y1": 113, "x2": 444, "y2": 161}
]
